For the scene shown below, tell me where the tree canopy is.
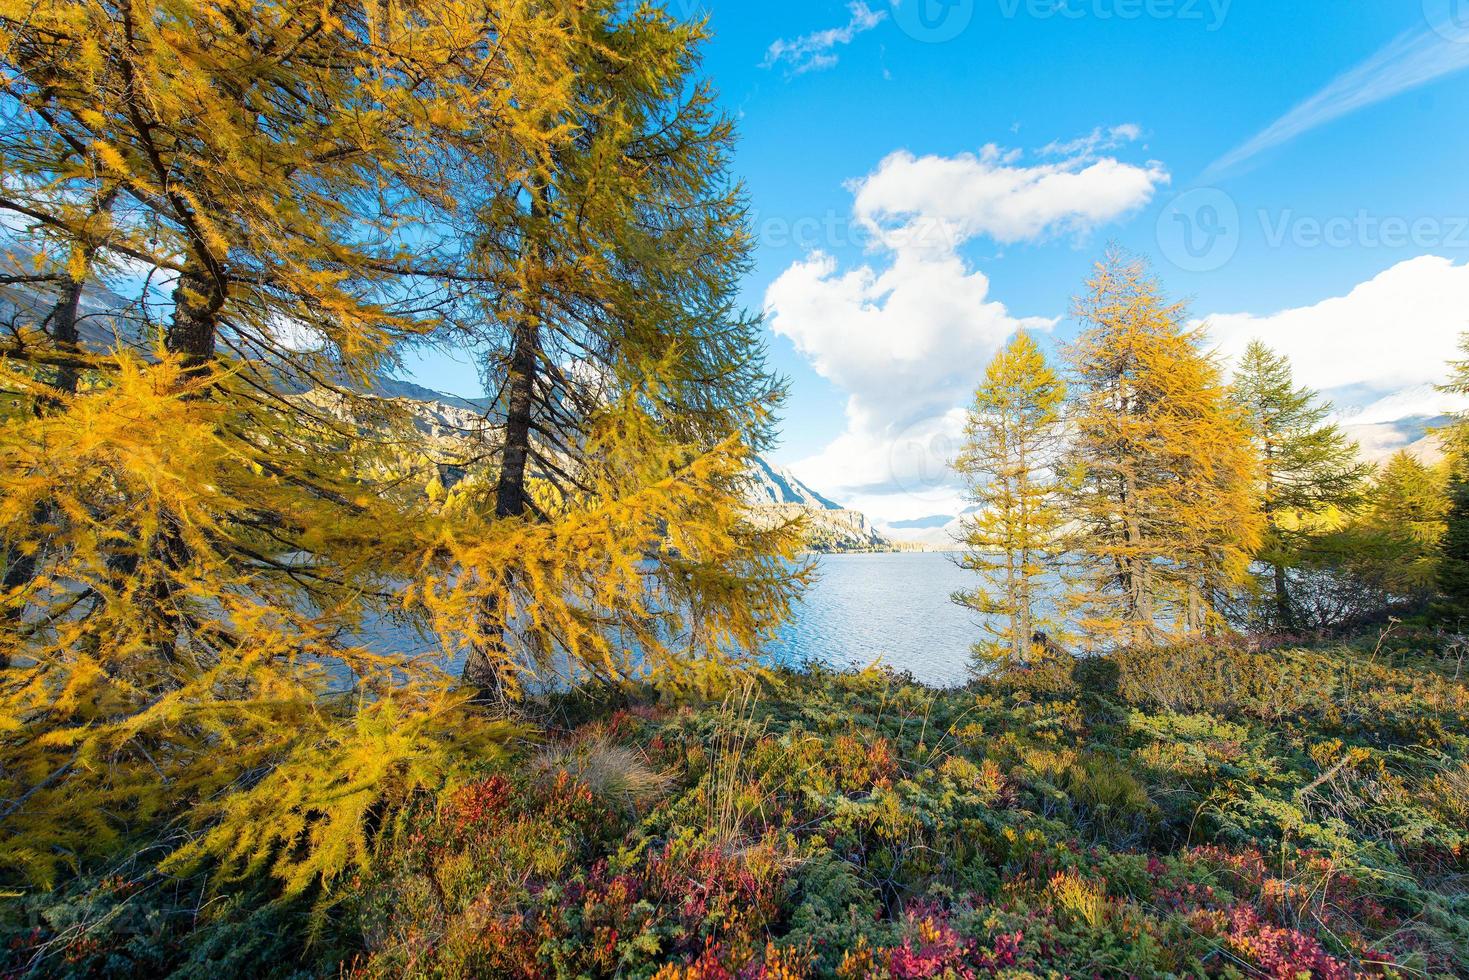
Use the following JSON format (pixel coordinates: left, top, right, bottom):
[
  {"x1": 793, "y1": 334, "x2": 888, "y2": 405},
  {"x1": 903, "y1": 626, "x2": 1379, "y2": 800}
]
[
  {"x1": 1062, "y1": 252, "x2": 1261, "y2": 645},
  {"x1": 0, "y1": 0, "x2": 803, "y2": 893}
]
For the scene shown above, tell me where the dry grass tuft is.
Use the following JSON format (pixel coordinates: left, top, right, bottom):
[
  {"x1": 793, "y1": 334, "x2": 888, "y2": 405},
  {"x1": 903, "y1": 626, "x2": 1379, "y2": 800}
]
[{"x1": 534, "y1": 736, "x2": 673, "y2": 816}]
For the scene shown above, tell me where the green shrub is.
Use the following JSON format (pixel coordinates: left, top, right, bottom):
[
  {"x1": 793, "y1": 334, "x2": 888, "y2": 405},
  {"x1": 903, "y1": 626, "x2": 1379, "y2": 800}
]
[{"x1": 8, "y1": 641, "x2": 1466, "y2": 978}]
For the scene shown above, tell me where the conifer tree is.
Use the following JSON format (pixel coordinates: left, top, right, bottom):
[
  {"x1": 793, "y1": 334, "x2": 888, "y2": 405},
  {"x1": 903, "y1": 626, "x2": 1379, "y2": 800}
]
[
  {"x1": 1437, "y1": 473, "x2": 1469, "y2": 625},
  {"x1": 1360, "y1": 451, "x2": 1448, "y2": 601},
  {"x1": 0, "y1": 181, "x2": 116, "y2": 659},
  {"x1": 1436, "y1": 334, "x2": 1469, "y2": 624},
  {"x1": 1230, "y1": 340, "x2": 1371, "y2": 629},
  {"x1": 953, "y1": 331, "x2": 1067, "y2": 670},
  {"x1": 0, "y1": 0, "x2": 804, "y2": 891},
  {"x1": 455, "y1": 4, "x2": 795, "y2": 699},
  {"x1": 1063, "y1": 252, "x2": 1261, "y2": 645}
]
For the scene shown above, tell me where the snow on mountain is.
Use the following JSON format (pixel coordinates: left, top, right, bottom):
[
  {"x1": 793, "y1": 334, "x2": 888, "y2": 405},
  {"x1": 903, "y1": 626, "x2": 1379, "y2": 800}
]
[{"x1": 1341, "y1": 415, "x2": 1448, "y2": 465}]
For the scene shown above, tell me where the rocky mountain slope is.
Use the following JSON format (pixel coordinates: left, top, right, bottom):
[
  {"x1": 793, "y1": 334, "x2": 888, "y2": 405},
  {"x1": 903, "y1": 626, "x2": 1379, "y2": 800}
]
[
  {"x1": 301, "y1": 376, "x2": 896, "y2": 552},
  {"x1": 741, "y1": 457, "x2": 891, "y2": 552},
  {"x1": 301, "y1": 384, "x2": 892, "y2": 552},
  {"x1": 0, "y1": 268, "x2": 888, "y2": 553}
]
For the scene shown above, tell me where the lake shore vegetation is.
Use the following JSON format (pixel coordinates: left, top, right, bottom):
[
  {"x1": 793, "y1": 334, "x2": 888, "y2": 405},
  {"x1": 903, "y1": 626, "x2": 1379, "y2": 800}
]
[{"x1": 2, "y1": 2, "x2": 1468, "y2": 977}]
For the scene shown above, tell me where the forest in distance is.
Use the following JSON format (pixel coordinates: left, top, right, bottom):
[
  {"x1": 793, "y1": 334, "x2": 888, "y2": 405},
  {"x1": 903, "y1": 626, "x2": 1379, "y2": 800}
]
[{"x1": 1, "y1": 0, "x2": 1468, "y2": 978}]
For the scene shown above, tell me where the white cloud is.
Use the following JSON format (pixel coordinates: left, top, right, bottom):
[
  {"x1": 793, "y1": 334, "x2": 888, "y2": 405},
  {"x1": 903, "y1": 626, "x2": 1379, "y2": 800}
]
[
  {"x1": 1341, "y1": 385, "x2": 1467, "y2": 427},
  {"x1": 1207, "y1": 26, "x2": 1469, "y2": 178},
  {"x1": 767, "y1": 248, "x2": 1050, "y2": 504},
  {"x1": 853, "y1": 144, "x2": 1169, "y2": 249},
  {"x1": 1036, "y1": 123, "x2": 1144, "y2": 159},
  {"x1": 762, "y1": 2, "x2": 887, "y2": 75},
  {"x1": 1206, "y1": 255, "x2": 1469, "y2": 464},
  {"x1": 1207, "y1": 255, "x2": 1469, "y2": 396},
  {"x1": 767, "y1": 139, "x2": 1168, "y2": 518}
]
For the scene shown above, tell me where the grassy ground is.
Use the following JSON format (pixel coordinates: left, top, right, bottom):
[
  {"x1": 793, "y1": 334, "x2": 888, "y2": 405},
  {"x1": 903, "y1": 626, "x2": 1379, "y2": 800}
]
[{"x1": 5, "y1": 639, "x2": 1468, "y2": 978}]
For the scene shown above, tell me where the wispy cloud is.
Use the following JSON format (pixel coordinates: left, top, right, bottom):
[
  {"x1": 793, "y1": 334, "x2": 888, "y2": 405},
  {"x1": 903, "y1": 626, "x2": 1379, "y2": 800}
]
[
  {"x1": 764, "y1": 135, "x2": 1168, "y2": 513},
  {"x1": 762, "y1": 2, "x2": 887, "y2": 76},
  {"x1": 1206, "y1": 24, "x2": 1469, "y2": 178},
  {"x1": 1036, "y1": 123, "x2": 1143, "y2": 159}
]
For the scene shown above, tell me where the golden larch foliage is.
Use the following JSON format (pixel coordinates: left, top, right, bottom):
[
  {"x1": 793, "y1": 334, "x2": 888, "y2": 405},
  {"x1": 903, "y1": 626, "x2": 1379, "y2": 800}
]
[
  {"x1": 954, "y1": 330, "x2": 1070, "y2": 670},
  {"x1": 1063, "y1": 251, "x2": 1262, "y2": 646}
]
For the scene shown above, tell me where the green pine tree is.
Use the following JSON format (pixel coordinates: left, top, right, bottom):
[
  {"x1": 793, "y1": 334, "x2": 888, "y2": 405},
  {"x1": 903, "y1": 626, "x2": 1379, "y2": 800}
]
[
  {"x1": 1437, "y1": 472, "x2": 1469, "y2": 626},
  {"x1": 1364, "y1": 452, "x2": 1448, "y2": 601},
  {"x1": 1436, "y1": 333, "x2": 1469, "y2": 623},
  {"x1": 1230, "y1": 340, "x2": 1371, "y2": 629}
]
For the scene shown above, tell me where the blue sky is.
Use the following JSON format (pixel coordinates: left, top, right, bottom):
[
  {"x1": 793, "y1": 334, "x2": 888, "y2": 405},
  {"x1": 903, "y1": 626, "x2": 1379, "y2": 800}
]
[{"x1": 404, "y1": 0, "x2": 1469, "y2": 523}]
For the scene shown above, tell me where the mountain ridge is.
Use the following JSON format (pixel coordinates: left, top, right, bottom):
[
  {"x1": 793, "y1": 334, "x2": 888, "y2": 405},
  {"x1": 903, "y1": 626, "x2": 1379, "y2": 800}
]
[{"x1": 379, "y1": 380, "x2": 896, "y2": 553}]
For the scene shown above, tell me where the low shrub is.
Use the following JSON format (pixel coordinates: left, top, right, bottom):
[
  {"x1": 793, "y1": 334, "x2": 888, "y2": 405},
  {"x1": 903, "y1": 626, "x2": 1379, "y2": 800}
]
[{"x1": 5, "y1": 641, "x2": 1465, "y2": 977}]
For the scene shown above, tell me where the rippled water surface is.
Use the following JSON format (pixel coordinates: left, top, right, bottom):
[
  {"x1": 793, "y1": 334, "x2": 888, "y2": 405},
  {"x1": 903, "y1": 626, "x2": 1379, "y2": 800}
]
[
  {"x1": 771, "y1": 552, "x2": 978, "y2": 688},
  {"x1": 361, "y1": 552, "x2": 982, "y2": 689}
]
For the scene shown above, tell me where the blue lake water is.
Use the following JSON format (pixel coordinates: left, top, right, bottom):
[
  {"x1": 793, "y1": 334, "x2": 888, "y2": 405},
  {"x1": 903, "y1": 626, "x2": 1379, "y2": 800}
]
[
  {"x1": 771, "y1": 552, "x2": 979, "y2": 688},
  {"x1": 361, "y1": 552, "x2": 983, "y2": 690}
]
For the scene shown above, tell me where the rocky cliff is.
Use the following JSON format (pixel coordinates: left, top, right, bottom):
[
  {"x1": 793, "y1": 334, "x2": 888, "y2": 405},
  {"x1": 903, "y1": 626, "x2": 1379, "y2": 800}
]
[{"x1": 740, "y1": 457, "x2": 891, "y2": 552}]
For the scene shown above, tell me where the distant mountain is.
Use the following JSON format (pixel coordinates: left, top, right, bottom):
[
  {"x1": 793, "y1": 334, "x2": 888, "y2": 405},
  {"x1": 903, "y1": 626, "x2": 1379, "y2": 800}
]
[
  {"x1": 315, "y1": 372, "x2": 899, "y2": 552},
  {"x1": 0, "y1": 271, "x2": 895, "y2": 553},
  {"x1": 0, "y1": 259, "x2": 486, "y2": 416},
  {"x1": 0, "y1": 272, "x2": 147, "y2": 355},
  {"x1": 879, "y1": 506, "x2": 979, "y2": 551},
  {"x1": 1342, "y1": 414, "x2": 1448, "y2": 465},
  {"x1": 740, "y1": 457, "x2": 891, "y2": 553},
  {"x1": 744, "y1": 456, "x2": 840, "y2": 510},
  {"x1": 887, "y1": 515, "x2": 955, "y2": 530},
  {"x1": 362, "y1": 375, "x2": 487, "y2": 413},
  {"x1": 298, "y1": 383, "x2": 893, "y2": 554}
]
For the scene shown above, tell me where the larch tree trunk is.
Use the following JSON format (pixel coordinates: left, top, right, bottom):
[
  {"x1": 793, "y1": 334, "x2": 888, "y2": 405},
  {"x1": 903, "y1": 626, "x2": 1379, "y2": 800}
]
[
  {"x1": 141, "y1": 263, "x2": 224, "y2": 665},
  {"x1": 462, "y1": 183, "x2": 547, "y2": 704},
  {"x1": 167, "y1": 267, "x2": 223, "y2": 375},
  {"x1": 2, "y1": 189, "x2": 118, "y2": 666},
  {"x1": 461, "y1": 311, "x2": 539, "y2": 704}
]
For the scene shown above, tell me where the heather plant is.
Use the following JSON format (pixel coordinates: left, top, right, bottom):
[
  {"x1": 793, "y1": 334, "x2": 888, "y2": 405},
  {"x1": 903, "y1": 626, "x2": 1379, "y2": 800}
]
[
  {"x1": 5, "y1": 640, "x2": 1457, "y2": 975},
  {"x1": 11, "y1": 644, "x2": 1426, "y2": 977}
]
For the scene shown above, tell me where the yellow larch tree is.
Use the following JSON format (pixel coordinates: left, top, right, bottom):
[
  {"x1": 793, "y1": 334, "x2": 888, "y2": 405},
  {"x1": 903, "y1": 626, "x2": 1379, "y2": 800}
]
[
  {"x1": 0, "y1": 0, "x2": 804, "y2": 898},
  {"x1": 953, "y1": 331, "x2": 1069, "y2": 672},
  {"x1": 1063, "y1": 251, "x2": 1261, "y2": 646},
  {"x1": 450, "y1": 2, "x2": 806, "y2": 703}
]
